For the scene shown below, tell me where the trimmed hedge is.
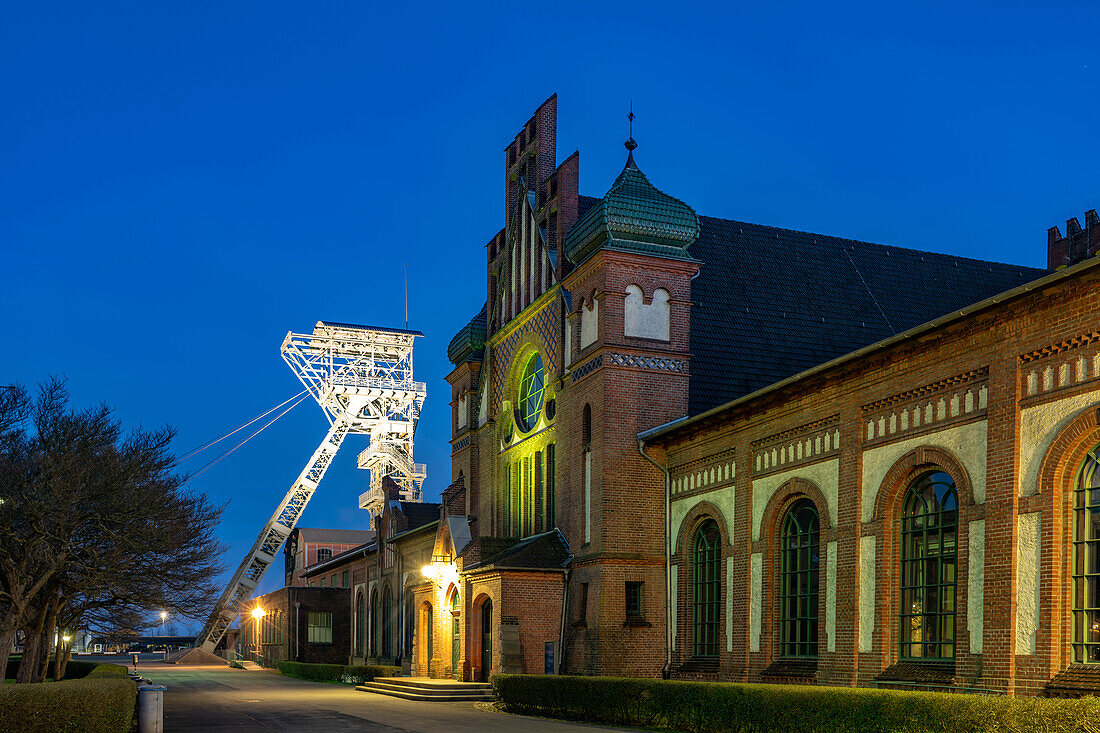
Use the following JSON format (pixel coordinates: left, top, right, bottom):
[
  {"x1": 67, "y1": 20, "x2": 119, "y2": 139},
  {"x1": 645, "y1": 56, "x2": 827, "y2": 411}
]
[
  {"x1": 277, "y1": 661, "x2": 401, "y2": 684},
  {"x1": 3, "y1": 659, "x2": 125, "y2": 681},
  {"x1": 491, "y1": 675, "x2": 1100, "y2": 733},
  {"x1": 0, "y1": 674, "x2": 136, "y2": 733}
]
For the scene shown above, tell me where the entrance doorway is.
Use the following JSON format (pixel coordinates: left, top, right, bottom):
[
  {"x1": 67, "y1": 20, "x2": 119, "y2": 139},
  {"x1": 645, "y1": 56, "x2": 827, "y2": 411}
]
[
  {"x1": 480, "y1": 599, "x2": 492, "y2": 682},
  {"x1": 450, "y1": 590, "x2": 460, "y2": 677},
  {"x1": 423, "y1": 603, "x2": 433, "y2": 674}
]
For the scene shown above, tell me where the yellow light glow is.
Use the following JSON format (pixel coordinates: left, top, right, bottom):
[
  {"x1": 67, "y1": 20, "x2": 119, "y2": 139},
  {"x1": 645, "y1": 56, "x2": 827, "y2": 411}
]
[
  {"x1": 160, "y1": 611, "x2": 167, "y2": 621},
  {"x1": 421, "y1": 565, "x2": 434, "y2": 578},
  {"x1": 62, "y1": 635, "x2": 70, "y2": 643},
  {"x1": 251, "y1": 607, "x2": 266, "y2": 620}
]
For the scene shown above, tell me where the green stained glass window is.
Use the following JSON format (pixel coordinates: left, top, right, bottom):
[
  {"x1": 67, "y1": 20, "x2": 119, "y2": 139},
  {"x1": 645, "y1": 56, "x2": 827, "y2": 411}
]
[
  {"x1": 517, "y1": 354, "x2": 545, "y2": 431},
  {"x1": 693, "y1": 522, "x2": 721, "y2": 658},
  {"x1": 1072, "y1": 443, "x2": 1100, "y2": 664},
  {"x1": 899, "y1": 471, "x2": 958, "y2": 661},
  {"x1": 780, "y1": 499, "x2": 820, "y2": 658}
]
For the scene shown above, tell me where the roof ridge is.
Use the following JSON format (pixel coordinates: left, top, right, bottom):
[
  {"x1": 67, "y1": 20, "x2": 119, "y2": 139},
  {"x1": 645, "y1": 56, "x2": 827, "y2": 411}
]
[{"x1": 698, "y1": 214, "x2": 1044, "y2": 272}]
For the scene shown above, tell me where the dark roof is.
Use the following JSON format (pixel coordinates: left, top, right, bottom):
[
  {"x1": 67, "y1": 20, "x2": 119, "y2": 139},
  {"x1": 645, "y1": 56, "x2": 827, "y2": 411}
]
[
  {"x1": 577, "y1": 195, "x2": 601, "y2": 220},
  {"x1": 446, "y1": 304, "x2": 487, "y2": 366},
  {"x1": 475, "y1": 529, "x2": 570, "y2": 570},
  {"x1": 686, "y1": 216, "x2": 1045, "y2": 414},
  {"x1": 295, "y1": 528, "x2": 375, "y2": 545},
  {"x1": 564, "y1": 163, "x2": 699, "y2": 266},
  {"x1": 398, "y1": 501, "x2": 440, "y2": 530}
]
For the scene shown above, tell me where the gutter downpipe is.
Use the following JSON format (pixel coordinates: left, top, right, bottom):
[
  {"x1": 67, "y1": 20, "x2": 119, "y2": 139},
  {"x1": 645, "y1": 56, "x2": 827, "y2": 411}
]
[
  {"x1": 637, "y1": 437, "x2": 672, "y2": 679},
  {"x1": 557, "y1": 560, "x2": 573, "y2": 675}
]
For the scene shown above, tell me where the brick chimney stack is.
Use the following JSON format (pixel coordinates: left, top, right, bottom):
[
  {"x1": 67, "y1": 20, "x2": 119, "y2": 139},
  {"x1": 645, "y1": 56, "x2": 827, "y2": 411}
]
[{"x1": 1047, "y1": 209, "x2": 1100, "y2": 269}]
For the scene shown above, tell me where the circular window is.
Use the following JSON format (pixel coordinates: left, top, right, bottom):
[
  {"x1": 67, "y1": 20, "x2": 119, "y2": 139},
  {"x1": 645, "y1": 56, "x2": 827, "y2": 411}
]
[{"x1": 517, "y1": 353, "x2": 545, "y2": 431}]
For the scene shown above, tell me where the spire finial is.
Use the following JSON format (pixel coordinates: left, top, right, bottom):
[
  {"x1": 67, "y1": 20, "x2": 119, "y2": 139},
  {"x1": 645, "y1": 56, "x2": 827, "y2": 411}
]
[{"x1": 624, "y1": 101, "x2": 638, "y2": 169}]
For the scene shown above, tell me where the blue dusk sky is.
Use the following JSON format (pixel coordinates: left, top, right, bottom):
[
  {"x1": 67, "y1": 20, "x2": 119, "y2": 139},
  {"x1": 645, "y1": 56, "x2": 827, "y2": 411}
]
[{"x1": 2, "y1": 2, "x2": 1098, "y2": 620}]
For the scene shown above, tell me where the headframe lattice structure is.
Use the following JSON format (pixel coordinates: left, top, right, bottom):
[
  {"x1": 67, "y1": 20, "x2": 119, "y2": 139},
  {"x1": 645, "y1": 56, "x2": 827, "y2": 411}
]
[{"x1": 195, "y1": 321, "x2": 426, "y2": 653}]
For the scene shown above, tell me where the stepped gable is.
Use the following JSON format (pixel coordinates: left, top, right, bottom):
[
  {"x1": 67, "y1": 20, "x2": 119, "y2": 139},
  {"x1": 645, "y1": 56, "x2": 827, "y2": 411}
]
[{"x1": 687, "y1": 216, "x2": 1046, "y2": 414}]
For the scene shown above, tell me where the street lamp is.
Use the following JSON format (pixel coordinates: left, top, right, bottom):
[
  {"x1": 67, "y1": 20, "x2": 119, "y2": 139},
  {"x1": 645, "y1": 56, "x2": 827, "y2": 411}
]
[
  {"x1": 250, "y1": 607, "x2": 266, "y2": 665},
  {"x1": 160, "y1": 611, "x2": 167, "y2": 636},
  {"x1": 251, "y1": 607, "x2": 266, "y2": 620}
]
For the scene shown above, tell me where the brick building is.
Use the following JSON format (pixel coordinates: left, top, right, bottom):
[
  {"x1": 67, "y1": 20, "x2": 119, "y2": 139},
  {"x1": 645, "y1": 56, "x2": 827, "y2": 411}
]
[
  {"x1": 284, "y1": 527, "x2": 374, "y2": 587},
  {"x1": 431, "y1": 93, "x2": 1100, "y2": 694},
  {"x1": 241, "y1": 586, "x2": 350, "y2": 667},
  {"x1": 274, "y1": 477, "x2": 441, "y2": 672}
]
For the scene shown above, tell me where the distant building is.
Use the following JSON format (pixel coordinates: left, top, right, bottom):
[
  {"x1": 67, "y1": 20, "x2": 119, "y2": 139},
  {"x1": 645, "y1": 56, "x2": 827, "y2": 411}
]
[{"x1": 284, "y1": 527, "x2": 374, "y2": 587}]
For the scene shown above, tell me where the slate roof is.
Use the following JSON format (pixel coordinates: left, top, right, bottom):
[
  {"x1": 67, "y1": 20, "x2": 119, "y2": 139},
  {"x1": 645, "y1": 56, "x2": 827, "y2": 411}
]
[
  {"x1": 295, "y1": 528, "x2": 375, "y2": 545},
  {"x1": 398, "y1": 501, "x2": 440, "y2": 530},
  {"x1": 563, "y1": 162, "x2": 700, "y2": 265},
  {"x1": 472, "y1": 529, "x2": 571, "y2": 570},
  {"x1": 446, "y1": 303, "x2": 487, "y2": 365},
  {"x1": 685, "y1": 216, "x2": 1046, "y2": 414}
]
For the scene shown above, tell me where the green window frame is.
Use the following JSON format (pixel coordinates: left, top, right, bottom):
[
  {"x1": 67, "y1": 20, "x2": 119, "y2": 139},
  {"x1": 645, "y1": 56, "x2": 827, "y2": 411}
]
[
  {"x1": 779, "y1": 499, "x2": 820, "y2": 658},
  {"x1": 625, "y1": 581, "x2": 644, "y2": 619},
  {"x1": 899, "y1": 471, "x2": 958, "y2": 661},
  {"x1": 692, "y1": 521, "x2": 721, "y2": 658},
  {"x1": 307, "y1": 611, "x2": 333, "y2": 644},
  {"x1": 342, "y1": 570, "x2": 349, "y2": 588},
  {"x1": 517, "y1": 353, "x2": 545, "y2": 431},
  {"x1": 1072, "y1": 442, "x2": 1100, "y2": 664}
]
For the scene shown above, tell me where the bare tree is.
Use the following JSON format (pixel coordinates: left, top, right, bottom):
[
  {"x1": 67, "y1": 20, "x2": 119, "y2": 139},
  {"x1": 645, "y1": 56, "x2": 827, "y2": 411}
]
[{"x1": 0, "y1": 378, "x2": 226, "y2": 683}]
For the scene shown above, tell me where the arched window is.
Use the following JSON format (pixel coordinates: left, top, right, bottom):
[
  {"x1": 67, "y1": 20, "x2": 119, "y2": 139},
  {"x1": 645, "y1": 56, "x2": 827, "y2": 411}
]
[
  {"x1": 517, "y1": 353, "x2": 545, "y2": 431},
  {"x1": 355, "y1": 592, "x2": 365, "y2": 657},
  {"x1": 370, "y1": 590, "x2": 379, "y2": 657},
  {"x1": 1072, "y1": 442, "x2": 1100, "y2": 664},
  {"x1": 780, "y1": 499, "x2": 820, "y2": 658},
  {"x1": 382, "y1": 586, "x2": 392, "y2": 658},
  {"x1": 582, "y1": 404, "x2": 592, "y2": 450},
  {"x1": 900, "y1": 471, "x2": 958, "y2": 660},
  {"x1": 692, "y1": 521, "x2": 721, "y2": 658}
]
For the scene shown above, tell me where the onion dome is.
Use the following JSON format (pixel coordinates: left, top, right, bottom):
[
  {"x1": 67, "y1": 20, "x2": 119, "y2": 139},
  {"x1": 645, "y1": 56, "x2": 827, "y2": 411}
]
[
  {"x1": 563, "y1": 139, "x2": 700, "y2": 265},
  {"x1": 447, "y1": 303, "x2": 487, "y2": 366}
]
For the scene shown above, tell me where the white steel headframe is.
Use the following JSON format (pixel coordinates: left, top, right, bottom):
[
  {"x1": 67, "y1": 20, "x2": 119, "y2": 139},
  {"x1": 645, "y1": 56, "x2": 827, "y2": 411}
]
[{"x1": 195, "y1": 321, "x2": 426, "y2": 653}]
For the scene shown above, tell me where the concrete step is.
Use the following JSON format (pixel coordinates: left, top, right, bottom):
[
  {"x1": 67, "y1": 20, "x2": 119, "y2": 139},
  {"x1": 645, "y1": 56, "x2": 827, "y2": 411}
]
[
  {"x1": 356, "y1": 679, "x2": 495, "y2": 702},
  {"x1": 380, "y1": 677, "x2": 492, "y2": 691}
]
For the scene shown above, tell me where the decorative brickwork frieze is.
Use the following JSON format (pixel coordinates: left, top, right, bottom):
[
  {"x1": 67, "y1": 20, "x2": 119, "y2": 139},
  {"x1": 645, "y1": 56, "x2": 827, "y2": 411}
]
[
  {"x1": 608, "y1": 351, "x2": 686, "y2": 373},
  {"x1": 752, "y1": 415, "x2": 840, "y2": 476},
  {"x1": 671, "y1": 450, "x2": 736, "y2": 496},
  {"x1": 451, "y1": 435, "x2": 471, "y2": 453},
  {"x1": 861, "y1": 369, "x2": 989, "y2": 447},
  {"x1": 570, "y1": 354, "x2": 603, "y2": 383},
  {"x1": 1020, "y1": 331, "x2": 1100, "y2": 405}
]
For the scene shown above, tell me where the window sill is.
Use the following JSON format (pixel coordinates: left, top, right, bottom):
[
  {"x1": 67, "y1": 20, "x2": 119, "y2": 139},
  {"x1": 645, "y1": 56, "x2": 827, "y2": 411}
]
[
  {"x1": 572, "y1": 621, "x2": 587, "y2": 629},
  {"x1": 623, "y1": 617, "x2": 651, "y2": 628}
]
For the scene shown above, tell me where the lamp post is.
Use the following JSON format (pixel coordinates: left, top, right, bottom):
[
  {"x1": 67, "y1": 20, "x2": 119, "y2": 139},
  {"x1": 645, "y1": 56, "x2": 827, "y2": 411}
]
[{"x1": 251, "y1": 607, "x2": 266, "y2": 665}]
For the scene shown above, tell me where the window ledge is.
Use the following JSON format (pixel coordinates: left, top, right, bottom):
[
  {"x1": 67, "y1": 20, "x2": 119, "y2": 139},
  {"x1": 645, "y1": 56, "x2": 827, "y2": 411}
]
[
  {"x1": 572, "y1": 621, "x2": 587, "y2": 629},
  {"x1": 623, "y1": 617, "x2": 651, "y2": 628}
]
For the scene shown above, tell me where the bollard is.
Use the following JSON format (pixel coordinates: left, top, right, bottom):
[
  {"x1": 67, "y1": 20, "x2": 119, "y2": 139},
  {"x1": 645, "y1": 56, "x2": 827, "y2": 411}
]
[{"x1": 136, "y1": 683, "x2": 167, "y2": 733}]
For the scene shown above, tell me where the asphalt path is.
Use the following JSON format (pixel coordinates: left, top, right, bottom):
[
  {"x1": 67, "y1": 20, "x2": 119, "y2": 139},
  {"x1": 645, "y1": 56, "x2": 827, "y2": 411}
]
[{"x1": 136, "y1": 664, "x2": 640, "y2": 733}]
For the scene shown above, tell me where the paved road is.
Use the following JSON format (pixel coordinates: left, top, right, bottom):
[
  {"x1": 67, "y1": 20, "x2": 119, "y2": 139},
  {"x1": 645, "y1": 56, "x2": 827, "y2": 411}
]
[{"x1": 147, "y1": 664, "x2": 637, "y2": 733}]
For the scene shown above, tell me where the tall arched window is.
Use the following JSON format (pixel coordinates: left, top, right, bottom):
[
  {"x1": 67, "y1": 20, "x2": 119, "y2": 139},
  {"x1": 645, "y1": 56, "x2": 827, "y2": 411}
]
[
  {"x1": 370, "y1": 590, "x2": 379, "y2": 657},
  {"x1": 900, "y1": 471, "x2": 958, "y2": 660},
  {"x1": 1072, "y1": 442, "x2": 1100, "y2": 664},
  {"x1": 355, "y1": 592, "x2": 365, "y2": 657},
  {"x1": 382, "y1": 586, "x2": 392, "y2": 659},
  {"x1": 780, "y1": 499, "x2": 820, "y2": 658},
  {"x1": 693, "y1": 521, "x2": 721, "y2": 658}
]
